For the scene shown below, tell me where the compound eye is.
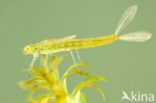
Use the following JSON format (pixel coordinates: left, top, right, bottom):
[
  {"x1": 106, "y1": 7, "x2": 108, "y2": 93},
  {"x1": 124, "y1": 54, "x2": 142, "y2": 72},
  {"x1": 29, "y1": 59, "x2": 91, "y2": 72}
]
[
  {"x1": 25, "y1": 47, "x2": 29, "y2": 52},
  {"x1": 24, "y1": 47, "x2": 29, "y2": 54},
  {"x1": 26, "y1": 47, "x2": 29, "y2": 51}
]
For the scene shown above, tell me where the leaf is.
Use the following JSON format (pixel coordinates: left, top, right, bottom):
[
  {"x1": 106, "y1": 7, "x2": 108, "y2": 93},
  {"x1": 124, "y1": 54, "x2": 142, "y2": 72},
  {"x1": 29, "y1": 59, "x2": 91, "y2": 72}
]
[
  {"x1": 26, "y1": 66, "x2": 42, "y2": 75},
  {"x1": 62, "y1": 78, "x2": 67, "y2": 93},
  {"x1": 61, "y1": 62, "x2": 91, "y2": 92},
  {"x1": 26, "y1": 66, "x2": 40, "y2": 73},
  {"x1": 18, "y1": 80, "x2": 38, "y2": 90},
  {"x1": 18, "y1": 80, "x2": 52, "y2": 98},
  {"x1": 27, "y1": 99, "x2": 38, "y2": 103},
  {"x1": 70, "y1": 82, "x2": 105, "y2": 102},
  {"x1": 80, "y1": 92, "x2": 87, "y2": 103},
  {"x1": 53, "y1": 55, "x2": 66, "y2": 70},
  {"x1": 38, "y1": 95, "x2": 50, "y2": 103},
  {"x1": 52, "y1": 55, "x2": 66, "y2": 81},
  {"x1": 68, "y1": 62, "x2": 91, "y2": 71},
  {"x1": 19, "y1": 66, "x2": 62, "y2": 95},
  {"x1": 72, "y1": 90, "x2": 81, "y2": 103},
  {"x1": 66, "y1": 69, "x2": 90, "y2": 77},
  {"x1": 84, "y1": 75, "x2": 107, "y2": 82},
  {"x1": 30, "y1": 85, "x2": 39, "y2": 97},
  {"x1": 26, "y1": 94, "x2": 42, "y2": 103},
  {"x1": 61, "y1": 69, "x2": 90, "y2": 85},
  {"x1": 49, "y1": 56, "x2": 57, "y2": 72},
  {"x1": 62, "y1": 62, "x2": 91, "y2": 83},
  {"x1": 27, "y1": 94, "x2": 55, "y2": 103},
  {"x1": 25, "y1": 78, "x2": 42, "y2": 85},
  {"x1": 26, "y1": 67, "x2": 56, "y2": 85},
  {"x1": 55, "y1": 94, "x2": 68, "y2": 103}
]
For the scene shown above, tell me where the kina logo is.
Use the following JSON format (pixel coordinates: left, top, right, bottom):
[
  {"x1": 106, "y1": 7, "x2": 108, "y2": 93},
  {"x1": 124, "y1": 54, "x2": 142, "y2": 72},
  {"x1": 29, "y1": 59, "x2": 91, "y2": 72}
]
[{"x1": 121, "y1": 91, "x2": 155, "y2": 102}]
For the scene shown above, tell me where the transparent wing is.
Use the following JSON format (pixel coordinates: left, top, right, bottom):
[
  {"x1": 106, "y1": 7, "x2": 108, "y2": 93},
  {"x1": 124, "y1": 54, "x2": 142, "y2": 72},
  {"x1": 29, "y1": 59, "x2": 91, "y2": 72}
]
[
  {"x1": 46, "y1": 35, "x2": 76, "y2": 43},
  {"x1": 119, "y1": 31, "x2": 152, "y2": 42},
  {"x1": 115, "y1": 5, "x2": 138, "y2": 35}
]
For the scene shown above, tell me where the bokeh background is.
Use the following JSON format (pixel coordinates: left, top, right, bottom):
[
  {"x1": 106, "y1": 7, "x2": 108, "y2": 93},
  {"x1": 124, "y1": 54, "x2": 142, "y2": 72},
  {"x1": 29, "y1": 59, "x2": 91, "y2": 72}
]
[{"x1": 0, "y1": 0, "x2": 155, "y2": 103}]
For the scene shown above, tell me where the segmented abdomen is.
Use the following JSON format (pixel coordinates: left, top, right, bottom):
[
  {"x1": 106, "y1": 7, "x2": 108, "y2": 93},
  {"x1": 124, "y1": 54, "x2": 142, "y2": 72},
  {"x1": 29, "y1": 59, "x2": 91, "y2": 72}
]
[{"x1": 52, "y1": 34, "x2": 118, "y2": 51}]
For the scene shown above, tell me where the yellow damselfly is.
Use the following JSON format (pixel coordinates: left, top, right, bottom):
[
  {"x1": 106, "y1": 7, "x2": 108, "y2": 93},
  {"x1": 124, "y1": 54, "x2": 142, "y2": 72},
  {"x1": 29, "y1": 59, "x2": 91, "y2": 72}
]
[{"x1": 23, "y1": 5, "x2": 152, "y2": 66}]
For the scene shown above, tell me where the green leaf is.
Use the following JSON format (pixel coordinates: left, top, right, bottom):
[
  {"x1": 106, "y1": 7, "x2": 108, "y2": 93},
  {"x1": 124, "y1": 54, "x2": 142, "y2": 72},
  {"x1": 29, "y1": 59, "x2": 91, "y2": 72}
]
[
  {"x1": 67, "y1": 69, "x2": 90, "y2": 77},
  {"x1": 27, "y1": 67, "x2": 56, "y2": 85},
  {"x1": 61, "y1": 69, "x2": 90, "y2": 85},
  {"x1": 65, "y1": 62, "x2": 91, "y2": 74},
  {"x1": 84, "y1": 75, "x2": 107, "y2": 82},
  {"x1": 80, "y1": 92, "x2": 87, "y2": 103},
  {"x1": 18, "y1": 80, "x2": 52, "y2": 97},
  {"x1": 27, "y1": 94, "x2": 55, "y2": 103},
  {"x1": 70, "y1": 82, "x2": 105, "y2": 102},
  {"x1": 38, "y1": 95, "x2": 50, "y2": 103},
  {"x1": 73, "y1": 90, "x2": 81, "y2": 103},
  {"x1": 61, "y1": 62, "x2": 91, "y2": 93},
  {"x1": 29, "y1": 85, "x2": 39, "y2": 97},
  {"x1": 62, "y1": 78, "x2": 68, "y2": 93},
  {"x1": 62, "y1": 62, "x2": 91, "y2": 83},
  {"x1": 49, "y1": 56, "x2": 57, "y2": 72},
  {"x1": 69, "y1": 62, "x2": 91, "y2": 71},
  {"x1": 53, "y1": 55, "x2": 66, "y2": 69},
  {"x1": 18, "y1": 79, "x2": 41, "y2": 90},
  {"x1": 52, "y1": 55, "x2": 66, "y2": 81},
  {"x1": 26, "y1": 94, "x2": 43, "y2": 102}
]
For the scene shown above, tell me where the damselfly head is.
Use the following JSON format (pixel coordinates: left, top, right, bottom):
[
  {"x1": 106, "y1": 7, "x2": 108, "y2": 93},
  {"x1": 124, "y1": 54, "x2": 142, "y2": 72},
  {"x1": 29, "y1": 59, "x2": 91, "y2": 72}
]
[{"x1": 23, "y1": 44, "x2": 35, "y2": 54}]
